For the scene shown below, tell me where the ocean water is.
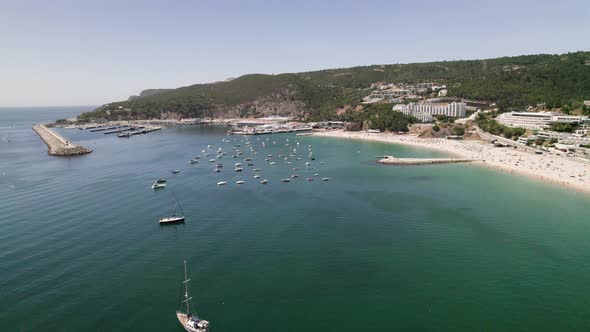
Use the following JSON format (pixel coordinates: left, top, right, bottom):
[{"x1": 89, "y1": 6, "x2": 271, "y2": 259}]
[{"x1": 1, "y1": 107, "x2": 590, "y2": 331}]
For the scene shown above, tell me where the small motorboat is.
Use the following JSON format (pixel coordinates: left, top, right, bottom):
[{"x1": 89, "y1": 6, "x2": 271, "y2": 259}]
[
  {"x1": 235, "y1": 163, "x2": 242, "y2": 167},
  {"x1": 209, "y1": 159, "x2": 216, "y2": 163},
  {"x1": 305, "y1": 162, "x2": 311, "y2": 166},
  {"x1": 306, "y1": 177, "x2": 314, "y2": 181},
  {"x1": 253, "y1": 175, "x2": 261, "y2": 179},
  {"x1": 236, "y1": 181, "x2": 245, "y2": 185},
  {"x1": 253, "y1": 168, "x2": 261, "y2": 172},
  {"x1": 190, "y1": 159, "x2": 198, "y2": 164},
  {"x1": 260, "y1": 179, "x2": 268, "y2": 184},
  {"x1": 322, "y1": 177, "x2": 330, "y2": 181},
  {"x1": 216, "y1": 163, "x2": 223, "y2": 168},
  {"x1": 244, "y1": 158, "x2": 252, "y2": 161},
  {"x1": 291, "y1": 174, "x2": 299, "y2": 178},
  {"x1": 152, "y1": 179, "x2": 167, "y2": 189},
  {"x1": 234, "y1": 168, "x2": 243, "y2": 172},
  {"x1": 281, "y1": 179, "x2": 290, "y2": 183},
  {"x1": 217, "y1": 181, "x2": 227, "y2": 185},
  {"x1": 214, "y1": 168, "x2": 221, "y2": 173},
  {"x1": 172, "y1": 169, "x2": 180, "y2": 174},
  {"x1": 247, "y1": 163, "x2": 254, "y2": 166},
  {"x1": 269, "y1": 162, "x2": 276, "y2": 165}
]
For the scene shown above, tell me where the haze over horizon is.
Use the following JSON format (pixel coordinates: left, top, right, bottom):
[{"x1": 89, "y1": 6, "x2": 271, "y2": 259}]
[{"x1": 1, "y1": 0, "x2": 589, "y2": 107}]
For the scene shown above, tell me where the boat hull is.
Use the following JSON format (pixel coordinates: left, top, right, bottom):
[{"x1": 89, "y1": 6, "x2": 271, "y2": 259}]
[
  {"x1": 176, "y1": 312, "x2": 209, "y2": 332},
  {"x1": 159, "y1": 216, "x2": 185, "y2": 224}
]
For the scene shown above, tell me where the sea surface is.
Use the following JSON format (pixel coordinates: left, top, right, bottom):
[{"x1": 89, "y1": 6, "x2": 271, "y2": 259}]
[{"x1": 1, "y1": 107, "x2": 590, "y2": 331}]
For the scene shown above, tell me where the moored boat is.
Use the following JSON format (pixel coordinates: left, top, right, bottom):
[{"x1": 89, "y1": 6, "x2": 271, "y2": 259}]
[
  {"x1": 152, "y1": 179, "x2": 167, "y2": 189},
  {"x1": 159, "y1": 199, "x2": 185, "y2": 225}
]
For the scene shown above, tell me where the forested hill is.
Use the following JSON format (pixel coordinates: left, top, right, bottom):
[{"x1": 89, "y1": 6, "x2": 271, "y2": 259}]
[{"x1": 79, "y1": 51, "x2": 590, "y2": 121}]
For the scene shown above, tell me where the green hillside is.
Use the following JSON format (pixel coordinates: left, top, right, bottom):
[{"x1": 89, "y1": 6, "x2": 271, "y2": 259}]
[{"x1": 79, "y1": 51, "x2": 590, "y2": 121}]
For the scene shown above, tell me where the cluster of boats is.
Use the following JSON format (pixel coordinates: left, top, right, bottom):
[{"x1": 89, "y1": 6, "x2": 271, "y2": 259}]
[
  {"x1": 148, "y1": 135, "x2": 340, "y2": 331},
  {"x1": 151, "y1": 136, "x2": 332, "y2": 226}
]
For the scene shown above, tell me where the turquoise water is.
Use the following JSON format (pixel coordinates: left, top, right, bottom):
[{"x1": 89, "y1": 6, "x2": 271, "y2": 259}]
[{"x1": 1, "y1": 107, "x2": 590, "y2": 331}]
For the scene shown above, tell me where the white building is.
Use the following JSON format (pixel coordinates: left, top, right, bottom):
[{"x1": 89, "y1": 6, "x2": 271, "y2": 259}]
[
  {"x1": 392, "y1": 104, "x2": 432, "y2": 122},
  {"x1": 497, "y1": 112, "x2": 588, "y2": 130},
  {"x1": 405, "y1": 102, "x2": 467, "y2": 117},
  {"x1": 496, "y1": 112, "x2": 553, "y2": 130}
]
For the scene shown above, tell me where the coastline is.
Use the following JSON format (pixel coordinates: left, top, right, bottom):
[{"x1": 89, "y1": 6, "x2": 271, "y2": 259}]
[{"x1": 312, "y1": 130, "x2": 590, "y2": 195}]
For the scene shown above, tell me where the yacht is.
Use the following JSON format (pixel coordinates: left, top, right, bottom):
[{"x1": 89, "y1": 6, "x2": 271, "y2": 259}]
[
  {"x1": 176, "y1": 262, "x2": 210, "y2": 331},
  {"x1": 159, "y1": 199, "x2": 185, "y2": 224}
]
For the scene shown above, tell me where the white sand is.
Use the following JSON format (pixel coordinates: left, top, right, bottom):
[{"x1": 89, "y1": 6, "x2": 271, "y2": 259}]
[{"x1": 313, "y1": 130, "x2": 590, "y2": 194}]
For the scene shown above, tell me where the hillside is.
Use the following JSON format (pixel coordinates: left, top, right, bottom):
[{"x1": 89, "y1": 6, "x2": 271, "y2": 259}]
[{"x1": 79, "y1": 51, "x2": 590, "y2": 121}]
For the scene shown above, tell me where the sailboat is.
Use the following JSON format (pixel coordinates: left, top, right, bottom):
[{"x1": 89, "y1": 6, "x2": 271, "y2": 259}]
[
  {"x1": 159, "y1": 198, "x2": 185, "y2": 224},
  {"x1": 176, "y1": 261, "x2": 210, "y2": 332}
]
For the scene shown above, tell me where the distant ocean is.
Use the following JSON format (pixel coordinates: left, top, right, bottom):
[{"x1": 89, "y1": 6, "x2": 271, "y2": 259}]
[{"x1": 1, "y1": 107, "x2": 589, "y2": 331}]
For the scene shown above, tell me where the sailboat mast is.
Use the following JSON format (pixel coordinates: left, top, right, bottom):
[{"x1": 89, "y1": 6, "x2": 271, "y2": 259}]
[{"x1": 184, "y1": 260, "x2": 190, "y2": 316}]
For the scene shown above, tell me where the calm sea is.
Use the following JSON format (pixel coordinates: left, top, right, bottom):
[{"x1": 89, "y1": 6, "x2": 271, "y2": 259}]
[{"x1": 1, "y1": 107, "x2": 589, "y2": 331}]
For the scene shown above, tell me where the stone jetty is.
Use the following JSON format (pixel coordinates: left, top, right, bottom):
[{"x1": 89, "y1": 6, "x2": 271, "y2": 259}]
[
  {"x1": 33, "y1": 124, "x2": 92, "y2": 156},
  {"x1": 377, "y1": 155, "x2": 478, "y2": 165}
]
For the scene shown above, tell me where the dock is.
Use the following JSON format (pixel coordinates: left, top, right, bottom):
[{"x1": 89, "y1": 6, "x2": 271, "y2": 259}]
[
  {"x1": 377, "y1": 155, "x2": 479, "y2": 165},
  {"x1": 33, "y1": 124, "x2": 92, "y2": 156}
]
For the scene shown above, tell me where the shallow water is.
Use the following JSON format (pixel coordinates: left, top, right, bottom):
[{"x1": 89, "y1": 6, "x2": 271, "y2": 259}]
[{"x1": 1, "y1": 107, "x2": 589, "y2": 331}]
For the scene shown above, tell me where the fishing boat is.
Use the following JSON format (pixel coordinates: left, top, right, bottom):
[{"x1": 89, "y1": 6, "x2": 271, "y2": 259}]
[
  {"x1": 152, "y1": 179, "x2": 167, "y2": 189},
  {"x1": 159, "y1": 199, "x2": 185, "y2": 224}
]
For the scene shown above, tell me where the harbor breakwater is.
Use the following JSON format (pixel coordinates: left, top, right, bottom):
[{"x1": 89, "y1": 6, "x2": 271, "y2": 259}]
[
  {"x1": 33, "y1": 124, "x2": 92, "y2": 156},
  {"x1": 377, "y1": 155, "x2": 478, "y2": 165}
]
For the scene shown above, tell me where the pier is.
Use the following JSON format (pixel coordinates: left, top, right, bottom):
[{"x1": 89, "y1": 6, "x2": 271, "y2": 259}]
[
  {"x1": 377, "y1": 155, "x2": 478, "y2": 165},
  {"x1": 33, "y1": 124, "x2": 92, "y2": 156}
]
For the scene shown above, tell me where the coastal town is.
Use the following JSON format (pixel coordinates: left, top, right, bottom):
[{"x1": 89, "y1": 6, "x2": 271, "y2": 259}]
[{"x1": 37, "y1": 75, "x2": 590, "y2": 195}]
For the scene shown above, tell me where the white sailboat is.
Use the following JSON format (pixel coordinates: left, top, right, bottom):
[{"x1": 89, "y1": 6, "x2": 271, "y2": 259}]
[
  {"x1": 159, "y1": 198, "x2": 185, "y2": 224},
  {"x1": 176, "y1": 261, "x2": 210, "y2": 332}
]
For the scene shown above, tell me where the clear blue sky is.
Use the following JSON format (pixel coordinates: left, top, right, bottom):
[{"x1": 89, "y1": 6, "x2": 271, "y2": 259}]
[{"x1": 1, "y1": 0, "x2": 589, "y2": 107}]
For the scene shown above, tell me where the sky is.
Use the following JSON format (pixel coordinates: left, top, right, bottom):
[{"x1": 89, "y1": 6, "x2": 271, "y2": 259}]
[{"x1": 1, "y1": 0, "x2": 589, "y2": 107}]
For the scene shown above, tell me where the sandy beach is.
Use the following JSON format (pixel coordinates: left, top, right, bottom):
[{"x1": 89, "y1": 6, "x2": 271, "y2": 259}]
[{"x1": 313, "y1": 130, "x2": 590, "y2": 195}]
